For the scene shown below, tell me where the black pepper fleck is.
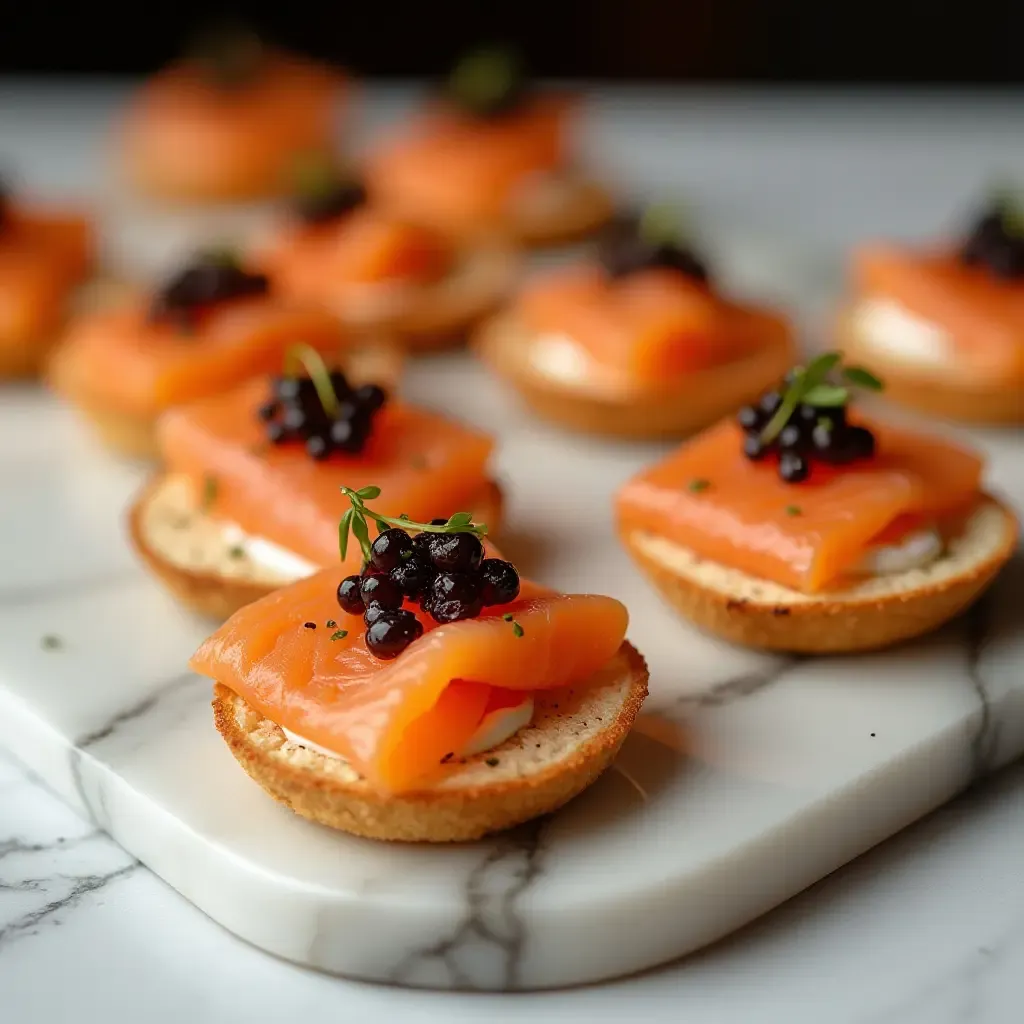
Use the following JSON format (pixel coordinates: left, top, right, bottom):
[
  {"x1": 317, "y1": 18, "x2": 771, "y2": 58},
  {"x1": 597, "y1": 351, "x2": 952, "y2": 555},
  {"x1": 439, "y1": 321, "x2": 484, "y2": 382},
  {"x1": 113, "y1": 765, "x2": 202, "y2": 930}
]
[
  {"x1": 303, "y1": 621, "x2": 316, "y2": 630},
  {"x1": 771, "y1": 607, "x2": 791, "y2": 617},
  {"x1": 440, "y1": 752, "x2": 454, "y2": 764},
  {"x1": 326, "y1": 620, "x2": 337, "y2": 628},
  {"x1": 485, "y1": 757, "x2": 500, "y2": 767}
]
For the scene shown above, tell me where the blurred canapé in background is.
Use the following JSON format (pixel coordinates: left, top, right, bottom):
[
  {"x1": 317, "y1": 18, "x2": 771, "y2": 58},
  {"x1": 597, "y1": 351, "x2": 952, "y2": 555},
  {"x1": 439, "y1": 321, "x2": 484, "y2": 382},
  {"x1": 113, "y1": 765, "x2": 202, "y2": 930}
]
[{"x1": 1, "y1": 1, "x2": 1023, "y2": 83}]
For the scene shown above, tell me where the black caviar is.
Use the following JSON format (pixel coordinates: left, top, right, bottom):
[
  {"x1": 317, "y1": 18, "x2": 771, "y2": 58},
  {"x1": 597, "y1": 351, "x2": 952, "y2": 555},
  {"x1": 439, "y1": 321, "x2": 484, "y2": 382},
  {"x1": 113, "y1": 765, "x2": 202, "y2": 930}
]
[
  {"x1": 260, "y1": 370, "x2": 386, "y2": 460},
  {"x1": 291, "y1": 166, "x2": 367, "y2": 225},
  {"x1": 736, "y1": 389, "x2": 877, "y2": 484},
  {"x1": 336, "y1": 525, "x2": 521, "y2": 660},
  {"x1": 597, "y1": 212, "x2": 710, "y2": 283},
  {"x1": 961, "y1": 199, "x2": 1024, "y2": 280},
  {"x1": 150, "y1": 250, "x2": 269, "y2": 327}
]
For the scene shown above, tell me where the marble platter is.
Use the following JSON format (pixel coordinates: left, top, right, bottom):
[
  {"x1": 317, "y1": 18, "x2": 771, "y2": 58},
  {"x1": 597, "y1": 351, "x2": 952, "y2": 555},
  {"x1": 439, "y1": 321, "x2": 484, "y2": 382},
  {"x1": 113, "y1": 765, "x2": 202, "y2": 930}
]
[{"x1": 0, "y1": 225, "x2": 1021, "y2": 992}]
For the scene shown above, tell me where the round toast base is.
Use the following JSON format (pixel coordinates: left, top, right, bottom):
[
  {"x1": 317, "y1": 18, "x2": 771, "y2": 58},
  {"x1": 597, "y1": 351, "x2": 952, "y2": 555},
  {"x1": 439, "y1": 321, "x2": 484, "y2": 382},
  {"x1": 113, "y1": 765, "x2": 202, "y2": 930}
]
[
  {"x1": 474, "y1": 311, "x2": 796, "y2": 439},
  {"x1": 211, "y1": 641, "x2": 648, "y2": 842},
  {"x1": 623, "y1": 497, "x2": 1018, "y2": 653},
  {"x1": 838, "y1": 308, "x2": 1024, "y2": 426}
]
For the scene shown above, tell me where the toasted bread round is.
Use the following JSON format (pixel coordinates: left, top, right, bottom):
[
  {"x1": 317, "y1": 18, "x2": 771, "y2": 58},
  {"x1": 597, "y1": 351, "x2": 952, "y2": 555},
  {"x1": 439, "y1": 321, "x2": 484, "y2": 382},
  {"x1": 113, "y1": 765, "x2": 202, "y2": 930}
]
[
  {"x1": 47, "y1": 340, "x2": 404, "y2": 461},
  {"x1": 211, "y1": 640, "x2": 648, "y2": 842},
  {"x1": 838, "y1": 307, "x2": 1024, "y2": 425},
  {"x1": 326, "y1": 244, "x2": 520, "y2": 354},
  {"x1": 624, "y1": 497, "x2": 1017, "y2": 653},
  {"x1": 129, "y1": 472, "x2": 506, "y2": 620},
  {"x1": 474, "y1": 310, "x2": 796, "y2": 439}
]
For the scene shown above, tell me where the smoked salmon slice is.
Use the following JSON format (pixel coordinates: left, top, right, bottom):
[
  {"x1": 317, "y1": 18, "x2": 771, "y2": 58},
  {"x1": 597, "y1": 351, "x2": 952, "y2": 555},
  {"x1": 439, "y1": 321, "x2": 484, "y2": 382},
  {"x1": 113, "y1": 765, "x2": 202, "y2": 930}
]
[
  {"x1": 616, "y1": 418, "x2": 984, "y2": 592},
  {"x1": 0, "y1": 208, "x2": 93, "y2": 362},
  {"x1": 257, "y1": 207, "x2": 451, "y2": 304},
  {"x1": 159, "y1": 377, "x2": 495, "y2": 569},
  {"x1": 190, "y1": 566, "x2": 628, "y2": 792},
  {"x1": 49, "y1": 298, "x2": 347, "y2": 418},
  {"x1": 519, "y1": 266, "x2": 791, "y2": 385},
  {"x1": 854, "y1": 245, "x2": 1024, "y2": 383},
  {"x1": 366, "y1": 96, "x2": 571, "y2": 233},
  {"x1": 120, "y1": 52, "x2": 343, "y2": 200}
]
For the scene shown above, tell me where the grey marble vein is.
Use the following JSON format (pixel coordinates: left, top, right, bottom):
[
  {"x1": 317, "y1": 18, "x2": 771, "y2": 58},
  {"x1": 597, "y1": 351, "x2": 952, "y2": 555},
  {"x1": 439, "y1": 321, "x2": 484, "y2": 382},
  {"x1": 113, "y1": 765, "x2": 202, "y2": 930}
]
[
  {"x1": 964, "y1": 593, "x2": 1000, "y2": 783},
  {"x1": 0, "y1": 570, "x2": 140, "y2": 607},
  {"x1": 653, "y1": 656, "x2": 797, "y2": 715},
  {"x1": 387, "y1": 819, "x2": 546, "y2": 990},
  {"x1": 0, "y1": 864, "x2": 137, "y2": 948}
]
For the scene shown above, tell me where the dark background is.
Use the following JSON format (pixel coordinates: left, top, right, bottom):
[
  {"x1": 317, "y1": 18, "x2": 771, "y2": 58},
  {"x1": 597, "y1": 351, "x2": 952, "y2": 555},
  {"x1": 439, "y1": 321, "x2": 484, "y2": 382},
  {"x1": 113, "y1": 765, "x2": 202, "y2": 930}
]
[{"x1": 4, "y1": 2, "x2": 1024, "y2": 82}]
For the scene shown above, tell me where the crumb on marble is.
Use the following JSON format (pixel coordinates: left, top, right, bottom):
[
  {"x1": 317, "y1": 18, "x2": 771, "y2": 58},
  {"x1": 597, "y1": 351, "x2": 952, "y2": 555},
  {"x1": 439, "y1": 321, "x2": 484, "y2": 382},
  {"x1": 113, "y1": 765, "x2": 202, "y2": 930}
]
[{"x1": 40, "y1": 634, "x2": 62, "y2": 651}]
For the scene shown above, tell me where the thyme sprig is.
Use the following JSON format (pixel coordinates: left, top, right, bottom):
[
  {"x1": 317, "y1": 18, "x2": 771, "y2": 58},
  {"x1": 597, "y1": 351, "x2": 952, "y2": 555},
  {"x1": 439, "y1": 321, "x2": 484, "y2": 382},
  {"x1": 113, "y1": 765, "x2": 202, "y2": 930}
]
[{"x1": 339, "y1": 486, "x2": 488, "y2": 564}]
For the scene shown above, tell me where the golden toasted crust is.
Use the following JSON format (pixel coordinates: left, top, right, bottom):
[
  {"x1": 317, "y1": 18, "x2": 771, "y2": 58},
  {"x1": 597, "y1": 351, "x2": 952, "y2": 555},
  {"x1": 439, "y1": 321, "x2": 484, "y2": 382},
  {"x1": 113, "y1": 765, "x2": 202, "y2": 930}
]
[
  {"x1": 211, "y1": 641, "x2": 648, "y2": 842},
  {"x1": 128, "y1": 473, "x2": 506, "y2": 621},
  {"x1": 623, "y1": 497, "x2": 1018, "y2": 653},
  {"x1": 838, "y1": 307, "x2": 1024, "y2": 425},
  {"x1": 47, "y1": 338, "x2": 405, "y2": 461},
  {"x1": 474, "y1": 310, "x2": 796, "y2": 439},
  {"x1": 332, "y1": 245, "x2": 520, "y2": 355}
]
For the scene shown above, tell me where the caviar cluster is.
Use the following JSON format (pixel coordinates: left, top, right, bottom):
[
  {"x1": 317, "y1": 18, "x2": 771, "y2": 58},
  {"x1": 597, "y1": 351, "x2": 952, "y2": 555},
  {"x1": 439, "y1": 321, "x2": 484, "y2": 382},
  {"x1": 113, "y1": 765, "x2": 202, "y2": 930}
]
[
  {"x1": 259, "y1": 371, "x2": 386, "y2": 460},
  {"x1": 597, "y1": 213, "x2": 710, "y2": 283},
  {"x1": 960, "y1": 201, "x2": 1024, "y2": 280},
  {"x1": 336, "y1": 526, "x2": 521, "y2": 659},
  {"x1": 737, "y1": 380, "x2": 876, "y2": 484},
  {"x1": 150, "y1": 252, "x2": 269, "y2": 327},
  {"x1": 293, "y1": 177, "x2": 367, "y2": 225}
]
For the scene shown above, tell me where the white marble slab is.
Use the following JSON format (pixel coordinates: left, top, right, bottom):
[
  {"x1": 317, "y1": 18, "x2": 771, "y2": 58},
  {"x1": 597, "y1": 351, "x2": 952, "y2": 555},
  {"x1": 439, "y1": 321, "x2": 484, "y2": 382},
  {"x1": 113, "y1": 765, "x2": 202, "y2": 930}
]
[{"x1": 1, "y1": 221, "x2": 1023, "y2": 991}]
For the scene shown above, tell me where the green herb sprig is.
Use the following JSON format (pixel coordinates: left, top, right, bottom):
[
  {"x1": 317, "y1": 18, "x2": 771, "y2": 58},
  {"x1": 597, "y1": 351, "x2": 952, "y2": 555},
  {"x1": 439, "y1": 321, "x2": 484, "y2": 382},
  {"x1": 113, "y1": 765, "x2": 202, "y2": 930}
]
[
  {"x1": 447, "y1": 46, "x2": 525, "y2": 116},
  {"x1": 760, "y1": 352, "x2": 883, "y2": 445},
  {"x1": 284, "y1": 343, "x2": 339, "y2": 418},
  {"x1": 339, "y1": 485, "x2": 488, "y2": 564},
  {"x1": 638, "y1": 202, "x2": 686, "y2": 247},
  {"x1": 990, "y1": 186, "x2": 1024, "y2": 239}
]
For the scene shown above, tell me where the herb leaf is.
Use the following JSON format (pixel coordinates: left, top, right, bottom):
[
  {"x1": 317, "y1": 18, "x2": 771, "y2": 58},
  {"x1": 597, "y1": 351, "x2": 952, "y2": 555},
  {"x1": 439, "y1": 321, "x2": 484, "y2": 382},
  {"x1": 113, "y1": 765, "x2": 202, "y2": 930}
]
[
  {"x1": 330, "y1": 629, "x2": 348, "y2": 641},
  {"x1": 356, "y1": 485, "x2": 381, "y2": 500},
  {"x1": 512, "y1": 621, "x2": 525, "y2": 638},
  {"x1": 760, "y1": 351, "x2": 844, "y2": 444},
  {"x1": 338, "y1": 508, "x2": 353, "y2": 561},
  {"x1": 284, "y1": 343, "x2": 339, "y2": 418},
  {"x1": 446, "y1": 511, "x2": 474, "y2": 529},
  {"x1": 802, "y1": 384, "x2": 848, "y2": 407},
  {"x1": 841, "y1": 365, "x2": 884, "y2": 392},
  {"x1": 350, "y1": 512, "x2": 372, "y2": 564},
  {"x1": 687, "y1": 478, "x2": 710, "y2": 493}
]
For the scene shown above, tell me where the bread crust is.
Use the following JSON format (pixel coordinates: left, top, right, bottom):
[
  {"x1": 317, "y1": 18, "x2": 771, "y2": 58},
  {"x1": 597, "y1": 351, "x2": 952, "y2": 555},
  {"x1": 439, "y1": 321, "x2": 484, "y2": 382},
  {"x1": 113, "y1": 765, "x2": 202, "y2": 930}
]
[
  {"x1": 837, "y1": 307, "x2": 1024, "y2": 425},
  {"x1": 128, "y1": 473, "x2": 506, "y2": 621},
  {"x1": 474, "y1": 310, "x2": 796, "y2": 439},
  {"x1": 211, "y1": 640, "x2": 649, "y2": 842},
  {"x1": 623, "y1": 497, "x2": 1018, "y2": 653},
  {"x1": 329, "y1": 244, "x2": 520, "y2": 355}
]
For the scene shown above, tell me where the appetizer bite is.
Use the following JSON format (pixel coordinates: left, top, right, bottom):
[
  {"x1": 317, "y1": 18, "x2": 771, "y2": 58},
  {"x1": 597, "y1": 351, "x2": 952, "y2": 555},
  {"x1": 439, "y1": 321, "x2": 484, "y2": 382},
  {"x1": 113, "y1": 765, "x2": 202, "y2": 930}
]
[
  {"x1": 118, "y1": 24, "x2": 344, "y2": 202},
  {"x1": 49, "y1": 249, "x2": 361, "y2": 458},
  {"x1": 616, "y1": 353, "x2": 1017, "y2": 652},
  {"x1": 366, "y1": 47, "x2": 612, "y2": 246},
  {"x1": 130, "y1": 347, "x2": 502, "y2": 620},
  {"x1": 254, "y1": 161, "x2": 518, "y2": 352},
  {"x1": 839, "y1": 195, "x2": 1024, "y2": 424},
  {"x1": 0, "y1": 180, "x2": 93, "y2": 378},
  {"x1": 191, "y1": 488, "x2": 648, "y2": 841},
  {"x1": 475, "y1": 210, "x2": 796, "y2": 437}
]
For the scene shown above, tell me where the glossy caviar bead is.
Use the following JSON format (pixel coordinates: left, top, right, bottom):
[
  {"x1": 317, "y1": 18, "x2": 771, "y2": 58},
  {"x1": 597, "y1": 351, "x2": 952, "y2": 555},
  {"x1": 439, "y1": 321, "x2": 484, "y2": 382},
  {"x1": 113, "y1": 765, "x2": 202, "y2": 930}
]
[
  {"x1": 479, "y1": 559, "x2": 520, "y2": 606},
  {"x1": 778, "y1": 423, "x2": 806, "y2": 451},
  {"x1": 986, "y1": 240, "x2": 1024, "y2": 280},
  {"x1": 742, "y1": 433, "x2": 770, "y2": 461},
  {"x1": 429, "y1": 572, "x2": 484, "y2": 623},
  {"x1": 412, "y1": 520, "x2": 448, "y2": 552},
  {"x1": 430, "y1": 596, "x2": 484, "y2": 624},
  {"x1": 151, "y1": 255, "x2": 269, "y2": 322},
  {"x1": 363, "y1": 603, "x2": 387, "y2": 625},
  {"x1": 427, "y1": 532, "x2": 484, "y2": 573},
  {"x1": 365, "y1": 609, "x2": 424, "y2": 660},
  {"x1": 359, "y1": 573, "x2": 405, "y2": 610},
  {"x1": 847, "y1": 425, "x2": 876, "y2": 459},
  {"x1": 370, "y1": 528, "x2": 414, "y2": 572},
  {"x1": 257, "y1": 400, "x2": 278, "y2": 421},
  {"x1": 759, "y1": 390, "x2": 783, "y2": 417},
  {"x1": 305, "y1": 435, "x2": 331, "y2": 460},
  {"x1": 354, "y1": 383, "x2": 387, "y2": 412},
  {"x1": 736, "y1": 405, "x2": 762, "y2": 431},
  {"x1": 778, "y1": 450, "x2": 810, "y2": 483},
  {"x1": 273, "y1": 376, "x2": 303, "y2": 402},
  {"x1": 389, "y1": 556, "x2": 437, "y2": 599},
  {"x1": 266, "y1": 422, "x2": 288, "y2": 445},
  {"x1": 336, "y1": 574, "x2": 364, "y2": 615}
]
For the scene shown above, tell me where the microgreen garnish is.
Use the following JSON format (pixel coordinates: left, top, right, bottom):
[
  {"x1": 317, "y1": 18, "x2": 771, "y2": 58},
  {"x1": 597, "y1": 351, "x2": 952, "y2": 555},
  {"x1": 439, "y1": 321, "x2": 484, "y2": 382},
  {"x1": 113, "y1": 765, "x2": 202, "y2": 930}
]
[
  {"x1": 502, "y1": 612, "x2": 525, "y2": 638},
  {"x1": 785, "y1": 505, "x2": 802, "y2": 517},
  {"x1": 639, "y1": 202, "x2": 685, "y2": 246},
  {"x1": 687, "y1": 478, "x2": 711, "y2": 493},
  {"x1": 326, "y1": 620, "x2": 337, "y2": 629},
  {"x1": 330, "y1": 629, "x2": 349, "y2": 641},
  {"x1": 338, "y1": 485, "x2": 488, "y2": 563},
  {"x1": 201, "y1": 473, "x2": 218, "y2": 512},
  {"x1": 990, "y1": 186, "x2": 1024, "y2": 238},
  {"x1": 40, "y1": 634, "x2": 62, "y2": 651},
  {"x1": 284, "y1": 343, "x2": 339, "y2": 418},
  {"x1": 760, "y1": 352, "x2": 884, "y2": 445}
]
